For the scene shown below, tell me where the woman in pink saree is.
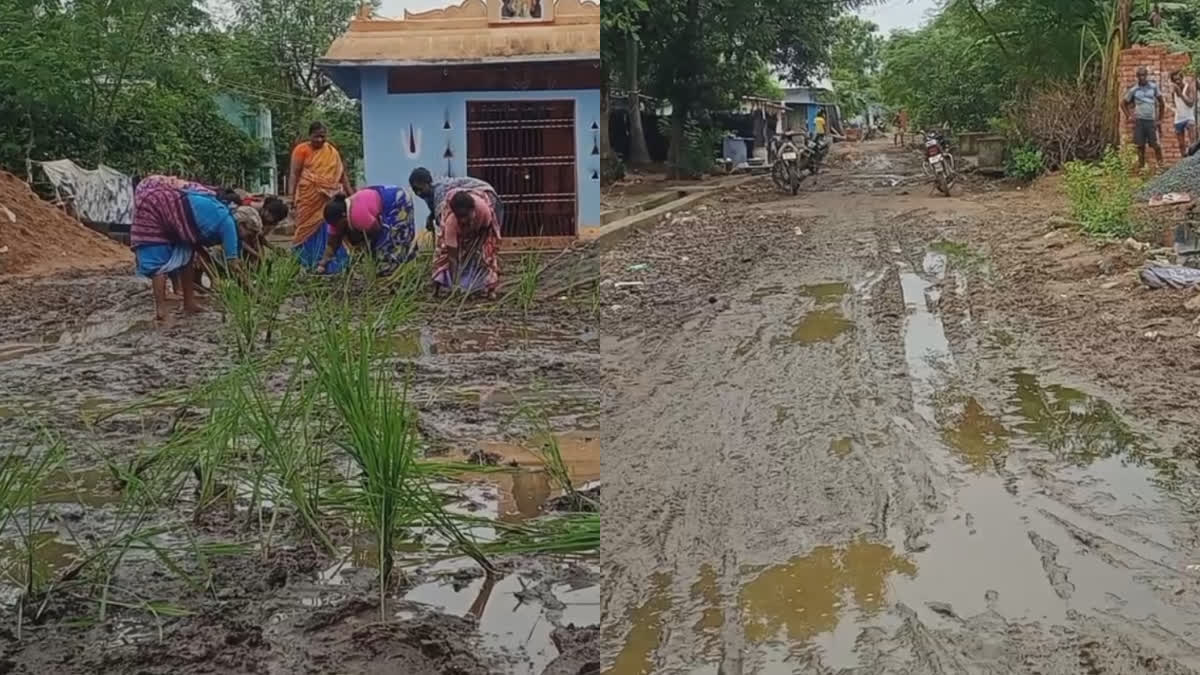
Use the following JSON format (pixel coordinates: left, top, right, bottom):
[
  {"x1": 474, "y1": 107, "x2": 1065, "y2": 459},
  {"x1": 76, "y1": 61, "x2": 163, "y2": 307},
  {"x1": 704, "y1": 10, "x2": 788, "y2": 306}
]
[{"x1": 432, "y1": 189, "x2": 501, "y2": 299}]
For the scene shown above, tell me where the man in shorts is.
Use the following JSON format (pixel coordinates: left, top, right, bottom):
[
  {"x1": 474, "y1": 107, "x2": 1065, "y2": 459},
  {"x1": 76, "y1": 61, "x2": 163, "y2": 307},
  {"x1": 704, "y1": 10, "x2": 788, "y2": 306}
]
[{"x1": 1124, "y1": 66, "x2": 1166, "y2": 171}]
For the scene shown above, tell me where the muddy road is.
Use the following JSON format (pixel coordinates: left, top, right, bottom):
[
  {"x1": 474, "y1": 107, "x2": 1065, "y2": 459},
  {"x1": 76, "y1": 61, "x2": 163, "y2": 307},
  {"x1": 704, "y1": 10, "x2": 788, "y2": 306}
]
[{"x1": 600, "y1": 142, "x2": 1200, "y2": 674}]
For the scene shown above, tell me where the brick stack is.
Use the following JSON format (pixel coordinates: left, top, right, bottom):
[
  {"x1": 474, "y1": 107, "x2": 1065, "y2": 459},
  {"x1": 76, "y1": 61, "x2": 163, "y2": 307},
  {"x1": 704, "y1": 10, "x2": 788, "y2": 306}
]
[{"x1": 1118, "y1": 44, "x2": 1192, "y2": 166}]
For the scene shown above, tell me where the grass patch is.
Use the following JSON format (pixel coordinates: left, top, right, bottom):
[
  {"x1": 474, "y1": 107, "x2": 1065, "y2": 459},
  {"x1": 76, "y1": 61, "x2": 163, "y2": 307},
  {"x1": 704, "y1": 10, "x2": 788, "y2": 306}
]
[{"x1": 1064, "y1": 146, "x2": 1144, "y2": 240}]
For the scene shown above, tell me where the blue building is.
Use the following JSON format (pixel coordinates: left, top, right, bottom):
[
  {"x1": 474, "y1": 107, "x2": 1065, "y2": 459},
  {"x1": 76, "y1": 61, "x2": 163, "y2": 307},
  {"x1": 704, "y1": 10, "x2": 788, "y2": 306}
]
[
  {"x1": 320, "y1": 0, "x2": 601, "y2": 247},
  {"x1": 213, "y1": 93, "x2": 277, "y2": 194}
]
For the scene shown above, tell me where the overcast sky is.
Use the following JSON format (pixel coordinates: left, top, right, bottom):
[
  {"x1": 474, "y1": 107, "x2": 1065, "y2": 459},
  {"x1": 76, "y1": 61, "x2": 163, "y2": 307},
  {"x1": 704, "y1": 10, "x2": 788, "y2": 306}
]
[
  {"x1": 858, "y1": 0, "x2": 937, "y2": 35},
  {"x1": 377, "y1": 0, "x2": 457, "y2": 16}
]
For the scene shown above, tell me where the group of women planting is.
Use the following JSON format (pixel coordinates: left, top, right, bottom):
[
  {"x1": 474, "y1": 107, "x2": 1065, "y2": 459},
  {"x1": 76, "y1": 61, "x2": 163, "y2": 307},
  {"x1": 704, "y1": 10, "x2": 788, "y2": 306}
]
[{"x1": 131, "y1": 121, "x2": 504, "y2": 320}]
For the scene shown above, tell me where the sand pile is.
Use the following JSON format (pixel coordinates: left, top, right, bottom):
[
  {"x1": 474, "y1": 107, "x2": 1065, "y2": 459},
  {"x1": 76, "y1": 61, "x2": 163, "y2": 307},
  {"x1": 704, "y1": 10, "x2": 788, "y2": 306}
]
[{"x1": 0, "y1": 169, "x2": 130, "y2": 276}]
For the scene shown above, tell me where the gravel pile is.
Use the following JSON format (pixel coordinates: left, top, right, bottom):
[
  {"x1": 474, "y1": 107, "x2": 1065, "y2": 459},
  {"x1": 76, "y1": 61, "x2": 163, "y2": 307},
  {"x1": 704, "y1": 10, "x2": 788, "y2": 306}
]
[{"x1": 1138, "y1": 152, "x2": 1200, "y2": 199}]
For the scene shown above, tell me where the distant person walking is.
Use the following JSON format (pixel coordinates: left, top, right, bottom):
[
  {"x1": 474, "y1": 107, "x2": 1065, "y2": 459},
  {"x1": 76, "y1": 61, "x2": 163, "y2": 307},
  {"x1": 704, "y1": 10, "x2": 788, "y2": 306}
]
[
  {"x1": 1124, "y1": 66, "x2": 1166, "y2": 172},
  {"x1": 893, "y1": 109, "x2": 909, "y2": 146},
  {"x1": 289, "y1": 121, "x2": 353, "y2": 272},
  {"x1": 1171, "y1": 70, "x2": 1196, "y2": 158}
]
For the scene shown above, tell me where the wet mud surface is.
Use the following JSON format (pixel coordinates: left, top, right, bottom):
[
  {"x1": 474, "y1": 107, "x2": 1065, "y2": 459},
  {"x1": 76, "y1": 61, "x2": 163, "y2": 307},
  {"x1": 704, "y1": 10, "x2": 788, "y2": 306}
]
[
  {"x1": 0, "y1": 254, "x2": 601, "y2": 673},
  {"x1": 600, "y1": 141, "x2": 1200, "y2": 673}
]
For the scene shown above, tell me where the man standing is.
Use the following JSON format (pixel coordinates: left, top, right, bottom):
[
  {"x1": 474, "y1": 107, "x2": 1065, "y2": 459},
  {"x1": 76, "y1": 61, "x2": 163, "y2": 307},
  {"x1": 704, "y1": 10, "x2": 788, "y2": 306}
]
[
  {"x1": 893, "y1": 108, "x2": 909, "y2": 146},
  {"x1": 1171, "y1": 70, "x2": 1196, "y2": 158},
  {"x1": 1124, "y1": 66, "x2": 1166, "y2": 172}
]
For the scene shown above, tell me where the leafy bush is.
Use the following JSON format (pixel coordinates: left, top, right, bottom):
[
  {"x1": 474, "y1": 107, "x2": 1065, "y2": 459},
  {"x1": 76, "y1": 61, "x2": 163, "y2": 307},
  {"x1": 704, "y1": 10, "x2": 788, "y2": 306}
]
[
  {"x1": 658, "y1": 117, "x2": 722, "y2": 178},
  {"x1": 1063, "y1": 147, "x2": 1143, "y2": 239},
  {"x1": 1006, "y1": 144, "x2": 1045, "y2": 181},
  {"x1": 1004, "y1": 80, "x2": 1104, "y2": 169}
]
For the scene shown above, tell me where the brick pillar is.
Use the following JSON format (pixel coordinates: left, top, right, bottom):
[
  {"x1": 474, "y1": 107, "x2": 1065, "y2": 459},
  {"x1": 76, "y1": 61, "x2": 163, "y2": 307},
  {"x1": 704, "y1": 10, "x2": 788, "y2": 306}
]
[{"x1": 1118, "y1": 44, "x2": 1193, "y2": 166}]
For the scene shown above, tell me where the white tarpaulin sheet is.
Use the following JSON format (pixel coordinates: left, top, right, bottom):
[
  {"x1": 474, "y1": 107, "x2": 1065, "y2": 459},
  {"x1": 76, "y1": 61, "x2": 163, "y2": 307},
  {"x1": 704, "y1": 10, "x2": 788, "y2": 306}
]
[{"x1": 39, "y1": 159, "x2": 134, "y2": 226}]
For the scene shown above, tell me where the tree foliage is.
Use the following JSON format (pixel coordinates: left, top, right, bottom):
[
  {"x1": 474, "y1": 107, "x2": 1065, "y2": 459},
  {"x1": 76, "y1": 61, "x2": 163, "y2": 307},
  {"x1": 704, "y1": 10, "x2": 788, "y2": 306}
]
[
  {"x1": 878, "y1": 0, "x2": 1115, "y2": 131},
  {"x1": 0, "y1": 0, "x2": 365, "y2": 189},
  {"x1": 829, "y1": 15, "x2": 883, "y2": 119},
  {"x1": 615, "y1": 0, "x2": 869, "y2": 174}
]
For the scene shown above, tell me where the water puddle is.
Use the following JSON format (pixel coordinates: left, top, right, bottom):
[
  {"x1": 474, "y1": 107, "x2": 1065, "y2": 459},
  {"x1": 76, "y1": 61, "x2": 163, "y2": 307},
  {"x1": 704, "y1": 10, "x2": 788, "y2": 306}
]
[
  {"x1": 1008, "y1": 370, "x2": 1143, "y2": 463},
  {"x1": 405, "y1": 572, "x2": 599, "y2": 675},
  {"x1": 941, "y1": 397, "x2": 1009, "y2": 471},
  {"x1": 787, "y1": 310, "x2": 853, "y2": 345},
  {"x1": 40, "y1": 468, "x2": 122, "y2": 506},
  {"x1": 0, "y1": 532, "x2": 81, "y2": 601},
  {"x1": 798, "y1": 282, "x2": 849, "y2": 304},
  {"x1": 389, "y1": 326, "x2": 437, "y2": 358},
  {"x1": 898, "y1": 261, "x2": 952, "y2": 421},
  {"x1": 739, "y1": 540, "x2": 916, "y2": 666},
  {"x1": 604, "y1": 572, "x2": 672, "y2": 675},
  {"x1": 464, "y1": 432, "x2": 600, "y2": 520},
  {"x1": 691, "y1": 564, "x2": 723, "y2": 661},
  {"x1": 829, "y1": 437, "x2": 853, "y2": 458},
  {"x1": 895, "y1": 253, "x2": 1199, "y2": 644}
]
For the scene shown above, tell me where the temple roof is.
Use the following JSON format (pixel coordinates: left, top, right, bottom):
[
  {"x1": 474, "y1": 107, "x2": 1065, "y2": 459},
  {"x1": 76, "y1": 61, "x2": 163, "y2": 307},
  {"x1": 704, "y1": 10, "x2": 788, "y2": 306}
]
[{"x1": 320, "y1": 0, "x2": 600, "y2": 66}]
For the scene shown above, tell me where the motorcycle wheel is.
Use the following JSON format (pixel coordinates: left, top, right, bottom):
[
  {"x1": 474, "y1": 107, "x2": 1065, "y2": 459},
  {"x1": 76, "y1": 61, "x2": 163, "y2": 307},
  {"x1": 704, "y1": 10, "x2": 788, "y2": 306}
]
[
  {"x1": 789, "y1": 166, "x2": 801, "y2": 195},
  {"x1": 772, "y1": 162, "x2": 787, "y2": 191},
  {"x1": 935, "y1": 169, "x2": 951, "y2": 196}
]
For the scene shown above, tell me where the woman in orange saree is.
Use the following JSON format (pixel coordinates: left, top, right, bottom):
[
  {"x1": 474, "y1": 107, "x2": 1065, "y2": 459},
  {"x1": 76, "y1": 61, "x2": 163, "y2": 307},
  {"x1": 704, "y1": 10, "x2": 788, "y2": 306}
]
[{"x1": 290, "y1": 121, "x2": 353, "y2": 272}]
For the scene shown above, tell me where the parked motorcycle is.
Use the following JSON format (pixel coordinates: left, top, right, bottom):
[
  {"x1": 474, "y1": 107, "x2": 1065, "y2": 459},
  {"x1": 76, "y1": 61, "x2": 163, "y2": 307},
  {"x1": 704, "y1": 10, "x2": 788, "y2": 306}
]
[
  {"x1": 808, "y1": 135, "x2": 829, "y2": 173},
  {"x1": 772, "y1": 134, "x2": 807, "y2": 194},
  {"x1": 921, "y1": 129, "x2": 956, "y2": 196}
]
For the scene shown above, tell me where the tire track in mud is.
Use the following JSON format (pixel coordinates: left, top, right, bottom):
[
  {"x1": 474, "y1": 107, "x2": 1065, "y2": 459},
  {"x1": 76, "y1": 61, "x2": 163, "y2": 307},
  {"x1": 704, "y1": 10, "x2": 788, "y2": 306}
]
[{"x1": 602, "y1": 161, "x2": 1200, "y2": 675}]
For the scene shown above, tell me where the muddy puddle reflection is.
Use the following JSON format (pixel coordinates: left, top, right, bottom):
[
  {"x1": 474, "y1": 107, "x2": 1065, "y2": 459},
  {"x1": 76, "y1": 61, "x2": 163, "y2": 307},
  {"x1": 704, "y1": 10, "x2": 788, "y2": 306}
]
[
  {"x1": 40, "y1": 468, "x2": 122, "y2": 506},
  {"x1": 895, "y1": 252, "x2": 1200, "y2": 645},
  {"x1": 941, "y1": 397, "x2": 1009, "y2": 471},
  {"x1": 740, "y1": 540, "x2": 916, "y2": 654},
  {"x1": 604, "y1": 572, "x2": 672, "y2": 675},
  {"x1": 1009, "y1": 370, "x2": 1144, "y2": 462},
  {"x1": 405, "y1": 567, "x2": 599, "y2": 675},
  {"x1": 0, "y1": 532, "x2": 81, "y2": 602},
  {"x1": 467, "y1": 432, "x2": 600, "y2": 522},
  {"x1": 798, "y1": 282, "x2": 850, "y2": 304},
  {"x1": 788, "y1": 310, "x2": 853, "y2": 345}
]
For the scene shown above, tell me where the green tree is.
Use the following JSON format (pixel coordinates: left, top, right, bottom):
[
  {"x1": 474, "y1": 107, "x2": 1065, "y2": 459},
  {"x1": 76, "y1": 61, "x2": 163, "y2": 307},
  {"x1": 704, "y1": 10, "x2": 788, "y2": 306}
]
[
  {"x1": 206, "y1": 0, "x2": 373, "y2": 185},
  {"x1": 601, "y1": 0, "x2": 651, "y2": 169},
  {"x1": 829, "y1": 16, "x2": 883, "y2": 121},
  {"x1": 634, "y1": 0, "x2": 870, "y2": 176},
  {"x1": 750, "y1": 61, "x2": 785, "y2": 101},
  {"x1": 877, "y1": 0, "x2": 1118, "y2": 132},
  {"x1": 0, "y1": 0, "x2": 264, "y2": 184}
]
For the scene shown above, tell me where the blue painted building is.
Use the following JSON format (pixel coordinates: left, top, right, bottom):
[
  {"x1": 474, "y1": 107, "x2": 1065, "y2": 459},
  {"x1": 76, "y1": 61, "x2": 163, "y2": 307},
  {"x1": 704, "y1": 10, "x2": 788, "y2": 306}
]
[{"x1": 320, "y1": 0, "x2": 601, "y2": 246}]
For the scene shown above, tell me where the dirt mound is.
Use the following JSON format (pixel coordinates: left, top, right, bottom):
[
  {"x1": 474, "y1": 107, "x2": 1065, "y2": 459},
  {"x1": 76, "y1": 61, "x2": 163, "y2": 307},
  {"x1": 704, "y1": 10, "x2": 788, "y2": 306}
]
[{"x1": 0, "y1": 169, "x2": 130, "y2": 277}]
